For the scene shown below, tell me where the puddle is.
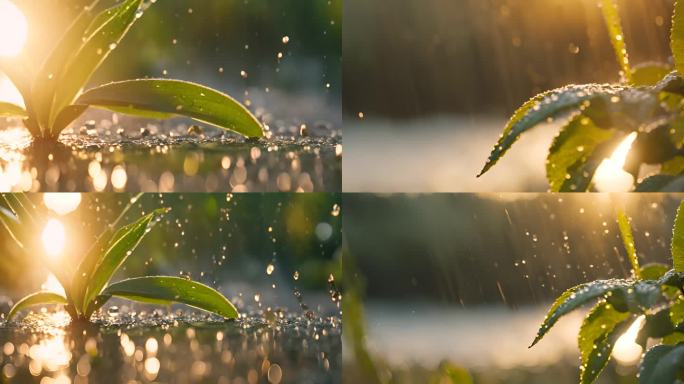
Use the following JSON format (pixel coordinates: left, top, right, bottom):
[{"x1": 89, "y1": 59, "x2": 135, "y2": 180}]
[
  {"x1": 0, "y1": 112, "x2": 341, "y2": 193},
  {"x1": 0, "y1": 309, "x2": 341, "y2": 384}
]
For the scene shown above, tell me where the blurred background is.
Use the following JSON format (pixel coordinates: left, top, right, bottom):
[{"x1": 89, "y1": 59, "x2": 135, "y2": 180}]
[
  {"x1": 0, "y1": 193, "x2": 342, "y2": 313},
  {"x1": 343, "y1": 0, "x2": 674, "y2": 192},
  {"x1": 343, "y1": 193, "x2": 684, "y2": 383}
]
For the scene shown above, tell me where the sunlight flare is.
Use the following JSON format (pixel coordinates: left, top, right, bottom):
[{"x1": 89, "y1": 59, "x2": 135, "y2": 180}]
[
  {"x1": 41, "y1": 219, "x2": 65, "y2": 259},
  {"x1": 593, "y1": 132, "x2": 638, "y2": 192},
  {"x1": 612, "y1": 315, "x2": 644, "y2": 365},
  {"x1": 43, "y1": 193, "x2": 81, "y2": 216},
  {"x1": 0, "y1": 0, "x2": 28, "y2": 58},
  {"x1": 40, "y1": 273, "x2": 66, "y2": 297}
]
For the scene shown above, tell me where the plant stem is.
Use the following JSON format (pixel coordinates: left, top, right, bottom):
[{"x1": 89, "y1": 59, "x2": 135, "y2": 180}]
[{"x1": 600, "y1": 0, "x2": 632, "y2": 84}]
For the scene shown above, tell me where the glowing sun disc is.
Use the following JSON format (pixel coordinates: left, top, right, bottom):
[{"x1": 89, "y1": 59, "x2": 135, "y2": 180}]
[{"x1": 0, "y1": 0, "x2": 28, "y2": 58}]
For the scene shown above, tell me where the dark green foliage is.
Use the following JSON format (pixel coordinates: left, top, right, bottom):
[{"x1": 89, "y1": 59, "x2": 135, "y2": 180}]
[
  {"x1": 479, "y1": 1, "x2": 684, "y2": 192},
  {"x1": 531, "y1": 201, "x2": 684, "y2": 384}
]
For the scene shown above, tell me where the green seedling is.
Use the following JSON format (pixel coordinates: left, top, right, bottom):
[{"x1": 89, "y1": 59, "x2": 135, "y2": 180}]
[
  {"x1": 479, "y1": 0, "x2": 684, "y2": 192},
  {"x1": 0, "y1": 0, "x2": 263, "y2": 141},
  {"x1": 532, "y1": 201, "x2": 684, "y2": 383},
  {"x1": 0, "y1": 193, "x2": 238, "y2": 322}
]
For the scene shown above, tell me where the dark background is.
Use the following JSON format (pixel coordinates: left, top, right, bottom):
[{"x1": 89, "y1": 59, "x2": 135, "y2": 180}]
[
  {"x1": 344, "y1": 0, "x2": 673, "y2": 119},
  {"x1": 344, "y1": 193, "x2": 683, "y2": 307}
]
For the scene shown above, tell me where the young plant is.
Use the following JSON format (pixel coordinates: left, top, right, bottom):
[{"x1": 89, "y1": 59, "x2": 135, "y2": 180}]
[
  {"x1": 0, "y1": 0, "x2": 263, "y2": 141},
  {"x1": 532, "y1": 201, "x2": 684, "y2": 384},
  {"x1": 0, "y1": 194, "x2": 238, "y2": 322},
  {"x1": 478, "y1": 0, "x2": 684, "y2": 192}
]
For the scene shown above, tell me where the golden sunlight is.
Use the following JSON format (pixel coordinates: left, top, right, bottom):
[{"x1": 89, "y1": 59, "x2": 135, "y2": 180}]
[
  {"x1": 0, "y1": 0, "x2": 28, "y2": 58},
  {"x1": 593, "y1": 132, "x2": 638, "y2": 192},
  {"x1": 612, "y1": 315, "x2": 644, "y2": 365},
  {"x1": 41, "y1": 218, "x2": 66, "y2": 259},
  {"x1": 41, "y1": 273, "x2": 66, "y2": 297},
  {"x1": 43, "y1": 193, "x2": 81, "y2": 216}
]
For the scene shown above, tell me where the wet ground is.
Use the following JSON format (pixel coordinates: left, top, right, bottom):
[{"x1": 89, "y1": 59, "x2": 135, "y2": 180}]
[
  {"x1": 0, "y1": 308, "x2": 341, "y2": 384},
  {"x1": 0, "y1": 110, "x2": 341, "y2": 193}
]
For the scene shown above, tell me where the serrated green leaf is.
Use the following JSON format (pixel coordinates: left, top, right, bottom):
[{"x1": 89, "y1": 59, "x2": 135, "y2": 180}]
[
  {"x1": 637, "y1": 309, "x2": 675, "y2": 348},
  {"x1": 639, "y1": 345, "x2": 676, "y2": 383},
  {"x1": 672, "y1": 0, "x2": 684, "y2": 75},
  {"x1": 578, "y1": 302, "x2": 632, "y2": 384},
  {"x1": 631, "y1": 62, "x2": 672, "y2": 86},
  {"x1": 672, "y1": 201, "x2": 684, "y2": 273},
  {"x1": 76, "y1": 79, "x2": 263, "y2": 138},
  {"x1": 546, "y1": 115, "x2": 617, "y2": 192},
  {"x1": 617, "y1": 210, "x2": 641, "y2": 278},
  {"x1": 101, "y1": 276, "x2": 238, "y2": 319},
  {"x1": 82, "y1": 208, "x2": 166, "y2": 310},
  {"x1": 0, "y1": 102, "x2": 26, "y2": 118},
  {"x1": 599, "y1": 0, "x2": 631, "y2": 83},
  {"x1": 639, "y1": 343, "x2": 684, "y2": 383},
  {"x1": 479, "y1": 84, "x2": 631, "y2": 177},
  {"x1": 49, "y1": 0, "x2": 143, "y2": 135},
  {"x1": 7, "y1": 292, "x2": 68, "y2": 320},
  {"x1": 672, "y1": 297, "x2": 684, "y2": 328},
  {"x1": 531, "y1": 279, "x2": 631, "y2": 347}
]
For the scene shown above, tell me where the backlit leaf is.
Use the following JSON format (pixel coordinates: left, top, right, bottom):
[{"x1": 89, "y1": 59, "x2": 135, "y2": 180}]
[
  {"x1": 578, "y1": 302, "x2": 632, "y2": 384},
  {"x1": 102, "y1": 276, "x2": 238, "y2": 319},
  {"x1": 7, "y1": 292, "x2": 67, "y2": 320},
  {"x1": 76, "y1": 79, "x2": 263, "y2": 138},
  {"x1": 672, "y1": 200, "x2": 684, "y2": 272}
]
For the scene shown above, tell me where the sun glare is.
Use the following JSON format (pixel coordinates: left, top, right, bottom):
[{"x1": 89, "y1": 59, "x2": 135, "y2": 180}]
[
  {"x1": 41, "y1": 218, "x2": 66, "y2": 259},
  {"x1": 43, "y1": 193, "x2": 81, "y2": 216},
  {"x1": 612, "y1": 315, "x2": 644, "y2": 365},
  {"x1": 0, "y1": 0, "x2": 28, "y2": 58},
  {"x1": 593, "y1": 132, "x2": 638, "y2": 192}
]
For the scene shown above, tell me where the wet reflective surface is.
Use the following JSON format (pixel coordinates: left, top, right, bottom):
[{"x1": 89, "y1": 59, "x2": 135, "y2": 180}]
[
  {"x1": 0, "y1": 114, "x2": 341, "y2": 193},
  {"x1": 0, "y1": 309, "x2": 341, "y2": 384}
]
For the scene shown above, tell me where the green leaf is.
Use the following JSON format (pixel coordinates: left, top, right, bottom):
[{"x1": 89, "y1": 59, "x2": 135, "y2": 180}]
[
  {"x1": 531, "y1": 279, "x2": 631, "y2": 347},
  {"x1": 672, "y1": 297, "x2": 684, "y2": 328},
  {"x1": 672, "y1": 0, "x2": 684, "y2": 76},
  {"x1": 72, "y1": 227, "x2": 114, "y2": 313},
  {"x1": 51, "y1": 105, "x2": 88, "y2": 136},
  {"x1": 631, "y1": 62, "x2": 672, "y2": 86},
  {"x1": 639, "y1": 345, "x2": 676, "y2": 383},
  {"x1": 639, "y1": 343, "x2": 684, "y2": 383},
  {"x1": 635, "y1": 174, "x2": 677, "y2": 192},
  {"x1": 7, "y1": 291, "x2": 68, "y2": 320},
  {"x1": 672, "y1": 201, "x2": 684, "y2": 273},
  {"x1": 0, "y1": 59, "x2": 31, "y2": 107},
  {"x1": 637, "y1": 309, "x2": 677, "y2": 348},
  {"x1": 599, "y1": 0, "x2": 631, "y2": 83},
  {"x1": 49, "y1": 0, "x2": 143, "y2": 134},
  {"x1": 0, "y1": 102, "x2": 26, "y2": 118},
  {"x1": 76, "y1": 79, "x2": 264, "y2": 138},
  {"x1": 546, "y1": 115, "x2": 617, "y2": 192},
  {"x1": 578, "y1": 302, "x2": 632, "y2": 384},
  {"x1": 33, "y1": 0, "x2": 102, "y2": 129},
  {"x1": 641, "y1": 263, "x2": 671, "y2": 280},
  {"x1": 479, "y1": 84, "x2": 630, "y2": 177},
  {"x1": 617, "y1": 209, "x2": 641, "y2": 278},
  {"x1": 101, "y1": 276, "x2": 238, "y2": 319},
  {"x1": 0, "y1": 206, "x2": 23, "y2": 249},
  {"x1": 82, "y1": 208, "x2": 166, "y2": 310}
]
